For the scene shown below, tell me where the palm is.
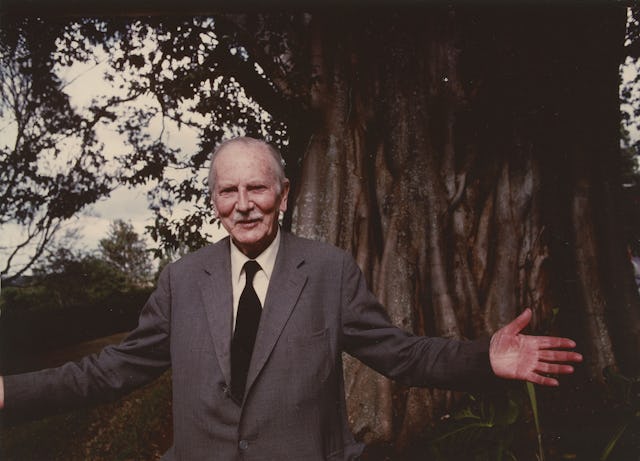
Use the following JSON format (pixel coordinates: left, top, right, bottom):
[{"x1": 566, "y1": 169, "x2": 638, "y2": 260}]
[{"x1": 489, "y1": 309, "x2": 583, "y2": 386}]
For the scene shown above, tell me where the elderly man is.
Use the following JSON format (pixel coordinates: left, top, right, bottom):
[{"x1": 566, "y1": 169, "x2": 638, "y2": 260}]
[{"x1": 0, "y1": 137, "x2": 582, "y2": 460}]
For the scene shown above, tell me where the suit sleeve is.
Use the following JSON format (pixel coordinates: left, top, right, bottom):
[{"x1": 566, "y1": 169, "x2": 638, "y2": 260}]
[
  {"x1": 2, "y1": 264, "x2": 173, "y2": 421},
  {"x1": 339, "y1": 253, "x2": 499, "y2": 391}
]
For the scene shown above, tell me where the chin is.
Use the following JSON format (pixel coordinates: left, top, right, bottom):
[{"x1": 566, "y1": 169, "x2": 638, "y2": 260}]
[
  {"x1": 233, "y1": 229, "x2": 262, "y2": 243},
  {"x1": 231, "y1": 232, "x2": 263, "y2": 249}
]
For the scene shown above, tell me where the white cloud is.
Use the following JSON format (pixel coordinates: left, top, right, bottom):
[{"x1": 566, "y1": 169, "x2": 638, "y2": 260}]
[{"x1": 82, "y1": 186, "x2": 156, "y2": 246}]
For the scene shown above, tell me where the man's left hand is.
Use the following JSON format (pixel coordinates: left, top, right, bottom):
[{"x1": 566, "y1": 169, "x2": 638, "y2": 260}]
[{"x1": 489, "y1": 308, "x2": 583, "y2": 386}]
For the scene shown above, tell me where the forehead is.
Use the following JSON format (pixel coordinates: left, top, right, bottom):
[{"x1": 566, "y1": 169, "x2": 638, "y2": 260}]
[{"x1": 213, "y1": 143, "x2": 278, "y2": 184}]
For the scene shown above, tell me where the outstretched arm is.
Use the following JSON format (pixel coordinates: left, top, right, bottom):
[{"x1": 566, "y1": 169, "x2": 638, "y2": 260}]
[
  {"x1": 489, "y1": 308, "x2": 583, "y2": 386},
  {"x1": 0, "y1": 265, "x2": 173, "y2": 420}
]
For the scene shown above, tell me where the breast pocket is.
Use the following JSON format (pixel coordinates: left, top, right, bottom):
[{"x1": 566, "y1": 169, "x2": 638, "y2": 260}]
[{"x1": 286, "y1": 328, "x2": 333, "y2": 401}]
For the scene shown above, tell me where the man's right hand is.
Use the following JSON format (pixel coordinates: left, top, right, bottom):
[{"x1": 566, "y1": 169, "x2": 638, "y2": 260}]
[
  {"x1": 489, "y1": 308, "x2": 582, "y2": 386},
  {"x1": 0, "y1": 376, "x2": 4, "y2": 409}
]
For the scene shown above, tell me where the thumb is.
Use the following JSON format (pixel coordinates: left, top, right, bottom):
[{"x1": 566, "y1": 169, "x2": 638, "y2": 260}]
[{"x1": 501, "y1": 308, "x2": 532, "y2": 336}]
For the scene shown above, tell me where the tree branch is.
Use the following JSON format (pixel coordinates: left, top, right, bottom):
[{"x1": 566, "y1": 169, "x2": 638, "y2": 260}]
[
  {"x1": 2, "y1": 216, "x2": 61, "y2": 282},
  {"x1": 213, "y1": 14, "x2": 307, "y2": 123}
]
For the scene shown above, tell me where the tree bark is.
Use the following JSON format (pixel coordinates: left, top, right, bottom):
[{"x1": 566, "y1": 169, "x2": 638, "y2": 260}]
[{"x1": 284, "y1": 6, "x2": 639, "y2": 455}]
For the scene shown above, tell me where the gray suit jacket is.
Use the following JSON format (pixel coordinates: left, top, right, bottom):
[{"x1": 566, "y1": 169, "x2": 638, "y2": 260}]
[{"x1": 4, "y1": 232, "x2": 495, "y2": 460}]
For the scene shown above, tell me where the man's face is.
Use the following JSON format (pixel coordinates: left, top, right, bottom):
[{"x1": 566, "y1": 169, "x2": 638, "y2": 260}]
[{"x1": 212, "y1": 144, "x2": 289, "y2": 258}]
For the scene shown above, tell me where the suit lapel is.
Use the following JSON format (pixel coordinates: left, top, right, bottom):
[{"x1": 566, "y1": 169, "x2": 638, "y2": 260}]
[
  {"x1": 198, "y1": 237, "x2": 234, "y2": 385},
  {"x1": 245, "y1": 233, "x2": 307, "y2": 395}
]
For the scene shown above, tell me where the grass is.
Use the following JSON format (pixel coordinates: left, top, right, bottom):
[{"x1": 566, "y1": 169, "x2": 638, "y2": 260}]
[{"x1": 0, "y1": 371, "x2": 173, "y2": 461}]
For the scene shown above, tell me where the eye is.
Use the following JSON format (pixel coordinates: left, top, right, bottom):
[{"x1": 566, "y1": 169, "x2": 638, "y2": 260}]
[
  {"x1": 248, "y1": 184, "x2": 267, "y2": 192},
  {"x1": 218, "y1": 186, "x2": 237, "y2": 195}
]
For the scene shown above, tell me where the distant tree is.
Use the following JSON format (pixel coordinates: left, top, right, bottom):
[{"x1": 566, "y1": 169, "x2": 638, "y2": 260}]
[
  {"x1": 30, "y1": 247, "x2": 128, "y2": 309},
  {"x1": 99, "y1": 220, "x2": 153, "y2": 287}
]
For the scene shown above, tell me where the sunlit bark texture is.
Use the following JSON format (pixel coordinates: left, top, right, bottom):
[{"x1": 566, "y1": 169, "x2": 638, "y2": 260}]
[{"x1": 282, "y1": 7, "x2": 640, "y2": 453}]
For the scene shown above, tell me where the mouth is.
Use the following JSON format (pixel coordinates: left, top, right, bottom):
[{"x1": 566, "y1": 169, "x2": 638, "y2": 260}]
[{"x1": 236, "y1": 217, "x2": 262, "y2": 228}]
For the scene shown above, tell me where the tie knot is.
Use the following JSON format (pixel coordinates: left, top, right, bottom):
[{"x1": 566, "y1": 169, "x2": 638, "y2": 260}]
[{"x1": 243, "y1": 260, "x2": 261, "y2": 283}]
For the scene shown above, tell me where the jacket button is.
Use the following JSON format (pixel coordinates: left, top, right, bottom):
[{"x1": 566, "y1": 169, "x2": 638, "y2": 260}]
[
  {"x1": 221, "y1": 384, "x2": 231, "y2": 397},
  {"x1": 239, "y1": 439, "x2": 249, "y2": 450}
]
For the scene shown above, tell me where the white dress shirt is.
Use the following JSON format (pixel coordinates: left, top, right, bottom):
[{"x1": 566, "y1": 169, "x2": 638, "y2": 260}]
[{"x1": 229, "y1": 229, "x2": 280, "y2": 330}]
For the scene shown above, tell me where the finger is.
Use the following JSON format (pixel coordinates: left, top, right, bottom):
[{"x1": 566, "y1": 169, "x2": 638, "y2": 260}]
[
  {"x1": 534, "y1": 362, "x2": 575, "y2": 375},
  {"x1": 529, "y1": 336, "x2": 577, "y2": 350},
  {"x1": 538, "y1": 350, "x2": 583, "y2": 363},
  {"x1": 501, "y1": 308, "x2": 532, "y2": 336},
  {"x1": 526, "y1": 372, "x2": 559, "y2": 387}
]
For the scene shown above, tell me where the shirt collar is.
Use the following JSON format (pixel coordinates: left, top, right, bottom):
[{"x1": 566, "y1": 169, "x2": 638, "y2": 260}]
[{"x1": 230, "y1": 229, "x2": 281, "y2": 284}]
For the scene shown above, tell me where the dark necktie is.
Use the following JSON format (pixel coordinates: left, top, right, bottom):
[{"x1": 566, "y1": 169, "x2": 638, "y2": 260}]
[{"x1": 231, "y1": 260, "x2": 262, "y2": 403}]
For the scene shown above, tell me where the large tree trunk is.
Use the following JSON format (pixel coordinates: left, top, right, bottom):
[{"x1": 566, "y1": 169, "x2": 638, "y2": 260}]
[{"x1": 287, "y1": 6, "x2": 639, "y2": 456}]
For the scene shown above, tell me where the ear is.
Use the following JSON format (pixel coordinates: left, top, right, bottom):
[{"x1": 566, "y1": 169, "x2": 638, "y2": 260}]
[
  {"x1": 279, "y1": 179, "x2": 290, "y2": 213},
  {"x1": 210, "y1": 198, "x2": 218, "y2": 218}
]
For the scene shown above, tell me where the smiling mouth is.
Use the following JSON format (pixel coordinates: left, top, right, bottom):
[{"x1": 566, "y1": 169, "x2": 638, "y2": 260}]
[{"x1": 237, "y1": 218, "x2": 261, "y2": 227}]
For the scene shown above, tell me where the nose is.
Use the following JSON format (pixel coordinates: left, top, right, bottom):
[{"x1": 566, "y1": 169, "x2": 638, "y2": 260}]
[{"x1": 236, "y1": 188, "x2": 253, "y2": 212}]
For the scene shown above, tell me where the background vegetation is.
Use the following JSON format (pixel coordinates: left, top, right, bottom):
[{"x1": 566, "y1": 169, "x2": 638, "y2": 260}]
[{"x1": 0, "y1": 220, "x2": 153, "y2": 374}]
